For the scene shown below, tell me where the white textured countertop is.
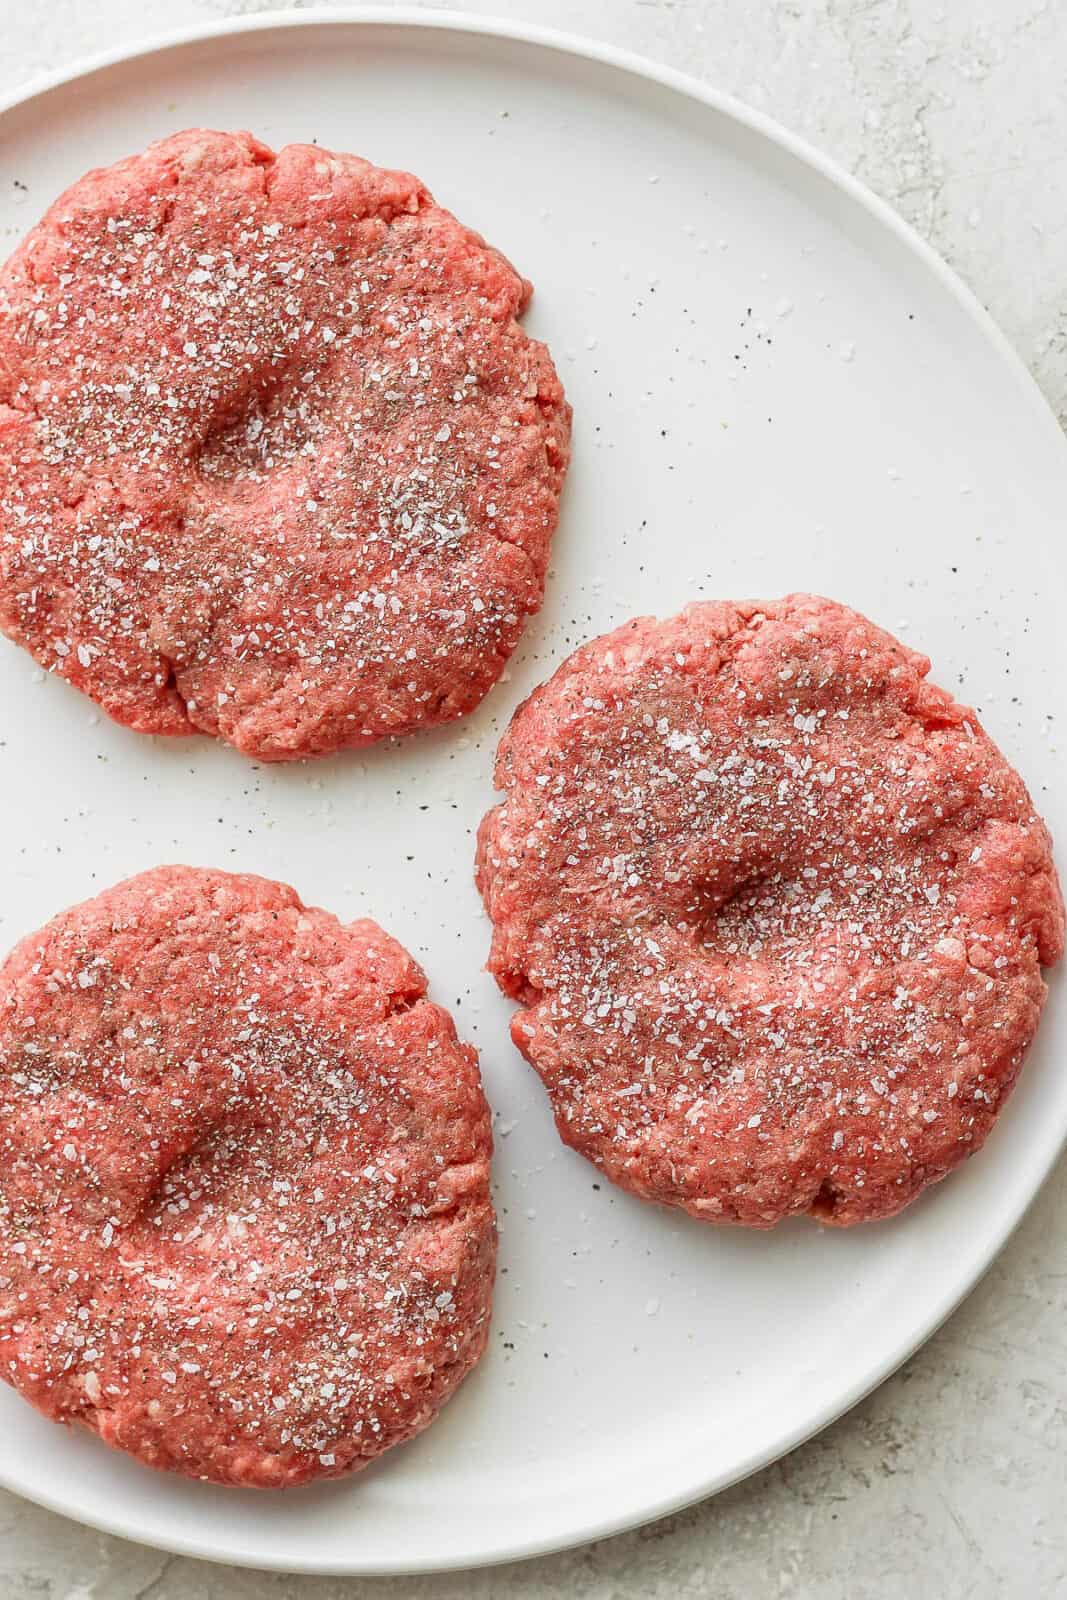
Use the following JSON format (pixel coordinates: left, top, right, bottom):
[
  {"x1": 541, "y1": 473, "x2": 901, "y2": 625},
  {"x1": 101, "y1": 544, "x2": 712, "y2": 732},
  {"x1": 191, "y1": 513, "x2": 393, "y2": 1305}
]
[{"x1": 2, "y1": 4, "x2": 1066, "y2": 1596}]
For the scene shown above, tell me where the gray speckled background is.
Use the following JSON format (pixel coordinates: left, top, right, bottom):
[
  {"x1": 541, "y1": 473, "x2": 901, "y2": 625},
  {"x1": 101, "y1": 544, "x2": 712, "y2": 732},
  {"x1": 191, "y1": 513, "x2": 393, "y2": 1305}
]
[{"x1": 2, "y1": 3, "x2": 1066, "y2": 1595}]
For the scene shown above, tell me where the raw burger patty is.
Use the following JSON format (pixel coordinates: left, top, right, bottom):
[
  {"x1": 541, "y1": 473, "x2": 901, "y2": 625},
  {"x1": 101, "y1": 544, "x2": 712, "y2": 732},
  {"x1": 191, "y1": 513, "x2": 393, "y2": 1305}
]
[
  {"x1": 476, "y1": 594, "x2": 1064, "y2": 1227},
  {"x1": 0, "y1": 129, "x2": 570, "y2": 760},
  {"x1": 0, "y1": 867, "x2": 495, "y2": 1486}
]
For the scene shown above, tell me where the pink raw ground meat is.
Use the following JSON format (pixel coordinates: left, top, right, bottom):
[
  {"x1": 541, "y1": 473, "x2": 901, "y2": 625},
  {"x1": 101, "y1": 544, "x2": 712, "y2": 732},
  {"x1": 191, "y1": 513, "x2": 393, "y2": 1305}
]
[
  {"x1": 476, "y1": 595, "x2": 1064, "y2": 1227},
  {"x1": 0, "y1": 868, "x2": 495, "y2": 1486},
  {"x1": 0, "y1": 130, "x2": 570, "y2": 760}
]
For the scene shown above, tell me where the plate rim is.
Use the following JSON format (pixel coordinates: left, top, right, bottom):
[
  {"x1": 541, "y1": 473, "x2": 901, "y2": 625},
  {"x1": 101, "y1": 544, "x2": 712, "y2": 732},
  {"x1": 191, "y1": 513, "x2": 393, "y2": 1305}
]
[{"x1": 0, "y1": 5, "x2": 1064, "y2": 1575}]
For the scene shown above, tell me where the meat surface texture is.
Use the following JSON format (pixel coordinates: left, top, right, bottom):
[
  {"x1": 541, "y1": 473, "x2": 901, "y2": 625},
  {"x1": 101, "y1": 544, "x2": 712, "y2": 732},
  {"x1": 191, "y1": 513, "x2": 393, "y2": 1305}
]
[
  {"x1": 477, "y1": 594, "x2": 1063, "y2": 1227},
  {"x1": 0, "y1": 130, "x2": 570, "y2": 759},
  {"x1": 0, "y1": 866, "x2": 495, "y2": 1485}
]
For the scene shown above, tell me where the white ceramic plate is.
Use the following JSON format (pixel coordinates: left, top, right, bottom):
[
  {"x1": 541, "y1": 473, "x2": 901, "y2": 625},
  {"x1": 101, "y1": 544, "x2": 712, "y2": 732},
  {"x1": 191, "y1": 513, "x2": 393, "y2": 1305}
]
[{"x1": 0, "y1": 8, "x2": 1064, "y2": 1576}]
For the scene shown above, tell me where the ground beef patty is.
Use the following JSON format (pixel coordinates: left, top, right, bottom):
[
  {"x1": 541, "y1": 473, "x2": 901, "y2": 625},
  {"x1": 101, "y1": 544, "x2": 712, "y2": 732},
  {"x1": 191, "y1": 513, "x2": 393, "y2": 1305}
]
[
  {"x1": 0, "y1": 130, "x2": 570, "y2": 760},
  {"x1": 0, "y1": 867, "x2": 495, "y2": 1486},
  {"x1": 477, "y1": 595, "x2": 1064, "y2": 1227}
]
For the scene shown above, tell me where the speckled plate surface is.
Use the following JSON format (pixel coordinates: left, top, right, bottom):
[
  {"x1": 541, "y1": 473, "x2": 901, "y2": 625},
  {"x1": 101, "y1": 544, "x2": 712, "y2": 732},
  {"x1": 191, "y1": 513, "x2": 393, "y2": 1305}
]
[{"x1": 0, "y1": 8, "x2": 1065, "y2": 1576}]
